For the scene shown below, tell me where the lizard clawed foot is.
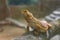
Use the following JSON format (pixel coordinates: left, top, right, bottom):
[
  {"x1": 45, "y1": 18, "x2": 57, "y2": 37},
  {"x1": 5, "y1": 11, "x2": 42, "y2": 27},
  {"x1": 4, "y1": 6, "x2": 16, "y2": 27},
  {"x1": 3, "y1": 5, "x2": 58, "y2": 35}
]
[{"x1": 33, "y1": 29, "x2": 39, "y2": 36}]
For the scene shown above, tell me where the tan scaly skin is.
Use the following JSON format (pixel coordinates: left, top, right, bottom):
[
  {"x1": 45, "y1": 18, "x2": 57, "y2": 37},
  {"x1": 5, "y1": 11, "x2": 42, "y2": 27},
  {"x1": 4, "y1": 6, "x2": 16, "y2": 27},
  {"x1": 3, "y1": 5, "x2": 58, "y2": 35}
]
[{"x1": 21, "y1": 9, "x2": 52, "y2": 35}]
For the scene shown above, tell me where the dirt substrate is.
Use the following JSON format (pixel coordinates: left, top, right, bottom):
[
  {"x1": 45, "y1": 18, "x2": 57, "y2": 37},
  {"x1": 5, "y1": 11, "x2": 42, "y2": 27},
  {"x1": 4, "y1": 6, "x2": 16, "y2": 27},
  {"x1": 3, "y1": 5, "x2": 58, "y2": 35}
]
[{"x1": 0, "y1": 25, "x2": 25, "y2": 40}]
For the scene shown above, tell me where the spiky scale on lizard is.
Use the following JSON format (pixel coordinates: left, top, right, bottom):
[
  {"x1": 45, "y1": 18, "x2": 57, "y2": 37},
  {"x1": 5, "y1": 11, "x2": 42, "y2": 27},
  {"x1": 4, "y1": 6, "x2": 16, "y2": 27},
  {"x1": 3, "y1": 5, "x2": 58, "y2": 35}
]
[{"x1": 21, "y1": 9, "x2": 52, "y2": 35}]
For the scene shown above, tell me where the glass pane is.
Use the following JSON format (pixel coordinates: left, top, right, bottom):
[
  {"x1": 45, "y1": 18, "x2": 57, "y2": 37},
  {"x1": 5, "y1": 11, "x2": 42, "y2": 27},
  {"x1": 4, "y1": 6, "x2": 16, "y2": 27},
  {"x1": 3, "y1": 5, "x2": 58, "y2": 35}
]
[
  {"x1": 7, "y1": 0, "x2": 60, "y2": 24},
  {"x1": 8, "y1": 0, "x2": 38, "y2": 5}
]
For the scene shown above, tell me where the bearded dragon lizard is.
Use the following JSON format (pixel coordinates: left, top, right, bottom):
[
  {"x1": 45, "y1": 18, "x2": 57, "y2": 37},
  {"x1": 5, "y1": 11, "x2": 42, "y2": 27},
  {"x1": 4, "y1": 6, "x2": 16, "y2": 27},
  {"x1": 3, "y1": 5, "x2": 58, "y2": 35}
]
[{"x1": 21, "y1": 9, "x2": 52, "y2": 35}]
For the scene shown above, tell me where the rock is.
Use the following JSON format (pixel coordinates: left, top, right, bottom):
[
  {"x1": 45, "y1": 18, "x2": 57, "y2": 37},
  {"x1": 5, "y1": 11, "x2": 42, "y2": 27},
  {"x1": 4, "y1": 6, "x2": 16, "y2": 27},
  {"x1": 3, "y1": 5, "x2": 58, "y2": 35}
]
[
  {"x1": 50, "y1": 35, "x2": 60, "y2": 40},
  {"x1": 11, "y1": 35, "x2": 43, "y2": 40},
  {"x1": 11, "y1": 32, "x2": 48, "y2": 40},
  {"x1": 44, "y1": 8, "x2": 60, "y2": 22}
]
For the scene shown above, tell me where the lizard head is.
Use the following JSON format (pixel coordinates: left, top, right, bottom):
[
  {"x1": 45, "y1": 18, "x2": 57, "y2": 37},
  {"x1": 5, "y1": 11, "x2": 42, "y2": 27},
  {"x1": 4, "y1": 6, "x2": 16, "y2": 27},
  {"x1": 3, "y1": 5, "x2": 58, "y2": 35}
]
[
  {"x1": 21, "y1": 9, "x2": 28, "y2": 15},
  {"x1": 21, "y1": 9, "x2": 33, "y2": 18}
]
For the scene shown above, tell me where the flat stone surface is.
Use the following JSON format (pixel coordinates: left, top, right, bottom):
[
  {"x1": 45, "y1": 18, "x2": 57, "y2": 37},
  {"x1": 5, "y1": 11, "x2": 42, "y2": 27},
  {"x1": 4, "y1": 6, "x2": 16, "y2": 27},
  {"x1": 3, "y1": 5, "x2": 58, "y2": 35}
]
[
  {"x1": 12, "y1": 35, "x2": 43, "y2": 40},
  {"x1": 12, "y1": 34, "x2": 60, "y2": 40},
  {"x1": 11, "y1": 31, "x2": 48, "y2": 40},
  {"x1": 50, "y1": 35, "x2": 60, "y2": 40}
]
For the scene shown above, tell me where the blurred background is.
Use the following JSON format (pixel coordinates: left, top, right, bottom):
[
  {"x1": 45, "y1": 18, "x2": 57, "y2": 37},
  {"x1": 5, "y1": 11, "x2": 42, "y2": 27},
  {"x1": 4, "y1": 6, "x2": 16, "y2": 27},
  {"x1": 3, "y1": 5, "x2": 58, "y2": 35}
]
[
  {"x1": 0, "y1": 0, "x2": 60, "y2": 40},
  {"x1": 1, "y1": 0, "x2": 60, "y2": 21},
  {"x1": 8, "y1": 0, "x2": 60, "y2": 19}
]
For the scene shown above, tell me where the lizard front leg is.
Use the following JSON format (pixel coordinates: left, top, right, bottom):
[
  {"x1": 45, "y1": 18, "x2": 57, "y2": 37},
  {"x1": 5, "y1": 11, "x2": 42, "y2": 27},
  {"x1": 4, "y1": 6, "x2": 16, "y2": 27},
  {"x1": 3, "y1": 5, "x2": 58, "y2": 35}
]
[
  {"x1": 26, "y1": 25, "x2": 39, "y2": 35},
  {"x1": 26, "y1": 25, "x2": 34, "y2": 32},
  {"x1": 26, "y1": 25, "x2": 30, "y2": 32},
  {"x1": 33, "y1": 29, "x2": 40, "y2": 36}
]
